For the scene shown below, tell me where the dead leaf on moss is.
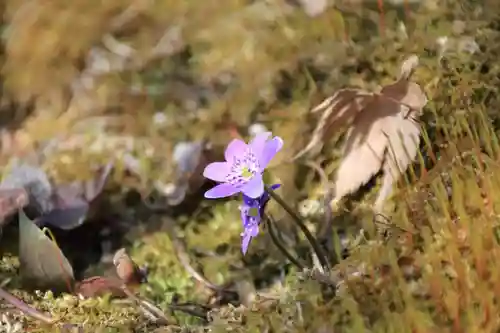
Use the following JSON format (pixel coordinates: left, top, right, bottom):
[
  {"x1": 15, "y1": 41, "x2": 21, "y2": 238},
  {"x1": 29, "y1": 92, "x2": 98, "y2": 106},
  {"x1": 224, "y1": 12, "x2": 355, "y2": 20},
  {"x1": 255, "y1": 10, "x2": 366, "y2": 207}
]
[
  {"x1": 293, "y1": 88, "x2": 371, "y2": 160},
  {"x1": 296, "y1": 55, "x2": 428, "y2": 212},
  {"x1": 36, "y1": 162, "x2": 113, "y2": 230},
  {"x1": 18, "y1": 211, "x2": 75, "y2": 292},
  {"x1": 74, "y1": 276, "x2": 127, "y2": 298},
  {"x1": 113, "y1": 247, "x2": 148, "y2": 286},
  {"x1": 0, "y1": 161, "x2": 112, "y2": 230}
]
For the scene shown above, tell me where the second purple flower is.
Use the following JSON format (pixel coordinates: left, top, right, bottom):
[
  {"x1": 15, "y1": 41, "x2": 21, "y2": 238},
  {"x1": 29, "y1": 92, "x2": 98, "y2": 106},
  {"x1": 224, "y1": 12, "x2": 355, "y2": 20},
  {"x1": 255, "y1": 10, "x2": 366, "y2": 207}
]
[{"x1": 240, "y1": 184, "x2": 280, "y2": 254}]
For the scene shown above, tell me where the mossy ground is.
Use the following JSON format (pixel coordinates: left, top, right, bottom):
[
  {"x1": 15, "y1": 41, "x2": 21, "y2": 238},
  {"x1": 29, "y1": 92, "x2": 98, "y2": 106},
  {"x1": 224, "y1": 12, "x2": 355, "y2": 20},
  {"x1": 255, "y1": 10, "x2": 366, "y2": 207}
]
[{"x1": 0, "y1": 0, "x2": 500, "y2": 332}]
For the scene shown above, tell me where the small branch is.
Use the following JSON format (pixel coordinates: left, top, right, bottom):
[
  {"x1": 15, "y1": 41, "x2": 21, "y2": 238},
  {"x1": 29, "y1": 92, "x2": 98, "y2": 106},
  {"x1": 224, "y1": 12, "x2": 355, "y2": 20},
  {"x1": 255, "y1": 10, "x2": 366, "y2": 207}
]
[
  {"x1": 265, "y1": 185, "x2": 331, "y2": 271},
  {"x1": 162, "y1": 217, "x2": 235, "y2": 294},
  {"x1": 265, "y1": 214, "x2": 306, "y2": 270},
  {"x1": 0, "y1": 287, "x2": 55, "y2": 324},
  {"x1": 121, "y1": 287, "x2": 170, "y2": 325},
  {"x1": 303, "y1": 269, "x2": 339, "y2": 288},
  {"x1": 168, "y1": 303, "x2": 209, "y2": 321},
  {"x1": 373, "y1": 213, "x2": 415, "y2": 235}
]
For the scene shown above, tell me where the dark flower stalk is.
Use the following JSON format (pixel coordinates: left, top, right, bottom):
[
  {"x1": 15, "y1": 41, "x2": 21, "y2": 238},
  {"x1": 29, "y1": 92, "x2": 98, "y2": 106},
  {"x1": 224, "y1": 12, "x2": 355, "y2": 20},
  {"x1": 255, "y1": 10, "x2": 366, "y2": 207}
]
[
  {"x1": 264, "y1": 185, "x2": 331, "y2": 271},
  {"x1": 239, "y1": 186, "x2": 306, "y2": 270},
  {"x1": 265, "y1": 213, "x2": 306, "y2": 270}
]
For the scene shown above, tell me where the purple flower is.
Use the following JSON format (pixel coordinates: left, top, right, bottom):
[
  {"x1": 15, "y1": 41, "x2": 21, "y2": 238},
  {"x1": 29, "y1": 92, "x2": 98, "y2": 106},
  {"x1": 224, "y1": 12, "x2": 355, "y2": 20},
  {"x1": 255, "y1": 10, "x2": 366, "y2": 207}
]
[
  {"x1": 240, "y1": 184, "x2": 280, "y2": 254},
  {"x1": 203, "y1": 132, "x2": 283, "y2": 199}
]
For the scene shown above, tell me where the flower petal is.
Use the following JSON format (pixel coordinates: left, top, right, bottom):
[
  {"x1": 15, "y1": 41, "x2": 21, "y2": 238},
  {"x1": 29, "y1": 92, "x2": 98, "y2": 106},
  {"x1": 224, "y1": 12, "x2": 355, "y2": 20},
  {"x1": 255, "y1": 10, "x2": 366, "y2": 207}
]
[
  {"x1": 261, "y1": 183, "x2": 281, "y2": 203},
  {"x1": 248, "y1": 224, "x2": 260, "y2": 237},
  {"x1": 249, "y1": 132, "x2": 271, "y2": 156},
  {"x1": 270, "y1": 184, "x2": 281, "y2": 191},
  {"x1": 258, "y1": 136, "x2": 284, "y2": 168},
  {"x1": 242, "y1": 194, "x2": 254, "y2": 206},
  {"x1": 225, "y1": 139, "x2": 247, "y2": 162},
  {"x1": 241, "y1": 174, "x2": 264, "y2": 199},
  {"x1": 241, "y1": 225, "x2": 259, "y2": 254},
  {"x1": 203, "y1": 162, "x2": 230, "y2": 182},
  {"x1": 241, "y1": 233, "x2": 252, "y2": 254},
  {"x1": 204, "y1": 183, "x2": 239, "y2": 199},
  {"x1": 240, "y1": 206, "x2": 250, "y2": 227}
]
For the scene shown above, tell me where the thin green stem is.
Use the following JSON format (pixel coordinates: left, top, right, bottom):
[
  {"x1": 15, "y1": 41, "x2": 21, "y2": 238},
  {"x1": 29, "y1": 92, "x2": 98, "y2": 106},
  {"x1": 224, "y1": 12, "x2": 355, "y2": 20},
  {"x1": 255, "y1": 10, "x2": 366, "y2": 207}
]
[
  {"x1": 265, "y1": 185, "x2": 331, "y2": 270},
  {"x1": 265, "y1": 213, "x2": 306, "y2": 270}
]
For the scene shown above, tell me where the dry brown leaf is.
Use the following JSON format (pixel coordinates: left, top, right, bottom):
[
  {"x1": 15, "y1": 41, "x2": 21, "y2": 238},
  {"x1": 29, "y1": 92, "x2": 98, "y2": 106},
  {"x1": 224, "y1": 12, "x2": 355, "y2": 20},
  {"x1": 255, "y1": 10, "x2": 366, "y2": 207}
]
[
  {"x1": 374, "y1": 112, "x2": 422, "y2": 211},
  {"x1": 293, "y1": 89, "x2": 371, "y2": 160},
  {"x1": 333, "y1": 97, "x2": 395, "y2": 201},
  {"x1": 300, "y1": 55, "x2": 427, "y2": 211}
]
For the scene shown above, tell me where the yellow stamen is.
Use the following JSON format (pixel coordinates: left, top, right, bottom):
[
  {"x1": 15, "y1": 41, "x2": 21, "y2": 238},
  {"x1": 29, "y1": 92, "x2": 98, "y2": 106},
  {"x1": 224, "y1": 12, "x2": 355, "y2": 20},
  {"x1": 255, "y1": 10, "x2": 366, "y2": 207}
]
[{"x1": 241, "y1": 166, "x2": 253, "y2": 179}]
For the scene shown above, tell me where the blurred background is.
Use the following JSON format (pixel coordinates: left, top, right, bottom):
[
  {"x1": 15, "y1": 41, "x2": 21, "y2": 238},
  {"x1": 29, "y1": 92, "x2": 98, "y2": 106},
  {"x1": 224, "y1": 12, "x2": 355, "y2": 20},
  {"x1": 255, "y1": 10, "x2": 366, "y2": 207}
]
[{"x1": 0, "y1": 0, "x2": 498, "y2": 331}]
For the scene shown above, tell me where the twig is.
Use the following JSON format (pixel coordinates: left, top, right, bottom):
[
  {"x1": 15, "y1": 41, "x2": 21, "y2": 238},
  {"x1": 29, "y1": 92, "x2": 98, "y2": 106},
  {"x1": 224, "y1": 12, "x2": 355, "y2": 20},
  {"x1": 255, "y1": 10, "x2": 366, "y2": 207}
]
[
  {"x1": 120, "y1": 286, "x2": 170, "y2": 324},
  {"x1": 168, "y1": 302, "x2": 211, "y2": 321},
  {"x1": 0, "y1": 287, "x2": 55, "y2": 324},
  {"x1": 265, "y1": 185, "x2": 331, "y2": 271},
  {"x1": 373, "y1": 213, "x2": 415, "y2": 235},
  {"x1": 306, "y1": 269, "x2": 338, "y2": 288},
  {"x1": 162, "y1": 218, "x2": 235, "y2": 293},
  {"x1": 265, "y1": 214, "x2": 306, "y2": 270}
]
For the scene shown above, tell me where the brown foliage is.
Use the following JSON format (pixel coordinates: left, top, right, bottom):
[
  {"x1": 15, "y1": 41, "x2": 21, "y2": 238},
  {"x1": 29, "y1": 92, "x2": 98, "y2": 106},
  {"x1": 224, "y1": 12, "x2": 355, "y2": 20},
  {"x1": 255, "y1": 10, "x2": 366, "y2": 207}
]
[{"x1": 296, "y1": 55, "x2": 428, "y2": 211}]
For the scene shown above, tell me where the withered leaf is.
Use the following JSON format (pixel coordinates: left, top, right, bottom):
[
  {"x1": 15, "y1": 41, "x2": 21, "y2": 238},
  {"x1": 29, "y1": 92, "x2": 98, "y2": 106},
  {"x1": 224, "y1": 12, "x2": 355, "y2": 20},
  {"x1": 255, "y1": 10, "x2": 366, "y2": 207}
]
[
  {"x1": 334, "y1": 102, "x2": 392, "y2": 201},
  {"x1": 0, "y1": 163, "x2": 53, "y2": 217},
  {"x1": 113, "y1": 248, "x2": 148, "y2": 285},
  {"x1": 36, "y1": 162, "x2": 113, "y2": 230},
  {"x1": 19, "y1": 211, "x2": 75, "y2": 292},
  {"x1": 302, "y1": 55, "x2": 428, "y2": 211},
  {"x1": 293, "y1": 88, "x2": 371, "y2": 160},
  {"x1": 0, "y1": 162, "x2": 112, "y2": 230},
  {"x1": 74, "y1": 276, "x2": 127, "y2": 298}
]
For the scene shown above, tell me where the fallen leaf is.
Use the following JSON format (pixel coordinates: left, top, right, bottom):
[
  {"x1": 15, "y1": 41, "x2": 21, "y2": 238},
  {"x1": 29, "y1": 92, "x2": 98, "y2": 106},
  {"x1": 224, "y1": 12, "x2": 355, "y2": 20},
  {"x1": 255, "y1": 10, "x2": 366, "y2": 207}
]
[
  {"x1": 74, "y1": 275, "x2": 169, "y2": 323},
  {"x1": 34, "y1": 203, "x2": 89, "y2": 231},
  {"x1": 333, "y1": 97, "x2": 392, "y2": 202},
  {"x1": 0, "y1": 163, "x2": 53, "y2": 217},
  {"x1": 300, "y1": 55, "x2": 428, "y2": 211},
  {"x1": 293, "y1": 88, "x2": 371, "y2": 160},
  {"x1": 74, "y1": 276, "x2": 126, "y2": 298},
  {"x1": 18, "y1": 211, "x2": 75, "y2": 292},
  {"x1": 3, "y1": 162, "x2": 114, "y2": 230},
  {"x1": 113, "y1": 248, "x2": 148, "y2": 286}
]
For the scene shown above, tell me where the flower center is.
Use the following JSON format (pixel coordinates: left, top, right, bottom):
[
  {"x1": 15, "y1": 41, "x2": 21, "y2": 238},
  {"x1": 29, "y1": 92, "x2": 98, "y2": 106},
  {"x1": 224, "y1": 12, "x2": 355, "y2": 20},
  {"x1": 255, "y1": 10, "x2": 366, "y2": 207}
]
[
  {"x1": 225, "y1": 148, "x2": 261, "y2": 188},
  {"x1": 241, "y1": 166, "x2": 253, "y2": 179}
]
